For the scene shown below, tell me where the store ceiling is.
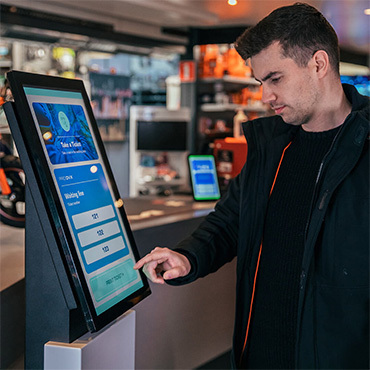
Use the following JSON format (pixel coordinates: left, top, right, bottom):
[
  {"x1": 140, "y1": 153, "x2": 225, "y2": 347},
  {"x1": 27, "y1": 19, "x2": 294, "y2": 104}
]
[{"x1": 3, "y1": 0, "x2": 370, "y2": 55}]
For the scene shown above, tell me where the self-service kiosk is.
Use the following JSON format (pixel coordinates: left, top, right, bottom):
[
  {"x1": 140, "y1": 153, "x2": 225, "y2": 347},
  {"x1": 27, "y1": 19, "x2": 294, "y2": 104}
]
[{"x1": 5, "y1": 71, "x2": 151, "y2": 369}]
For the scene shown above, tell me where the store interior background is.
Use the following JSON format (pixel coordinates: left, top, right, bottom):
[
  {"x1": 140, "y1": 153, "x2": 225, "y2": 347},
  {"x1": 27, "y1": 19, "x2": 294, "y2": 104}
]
[{"x1": 0, "y1": 0, "x2": 369, "y2": 369}]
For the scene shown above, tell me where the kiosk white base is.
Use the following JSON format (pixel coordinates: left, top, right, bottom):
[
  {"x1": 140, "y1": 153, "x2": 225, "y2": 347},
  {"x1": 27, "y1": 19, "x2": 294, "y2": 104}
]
[{"x1": 44, "y1": 310, "x2": 135, "y2": 370}]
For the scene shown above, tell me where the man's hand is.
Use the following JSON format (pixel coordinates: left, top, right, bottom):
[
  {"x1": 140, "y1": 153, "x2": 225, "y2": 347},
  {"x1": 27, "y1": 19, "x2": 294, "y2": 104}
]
[{"x1": 133, "y1": 247, "x2": 191, "y2": 284}]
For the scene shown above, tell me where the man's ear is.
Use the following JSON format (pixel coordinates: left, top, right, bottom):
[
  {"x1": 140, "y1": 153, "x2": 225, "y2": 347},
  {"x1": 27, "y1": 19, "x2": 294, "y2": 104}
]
[{"x1": 312, "y1": 50, "x2": 329, "y2": 78}]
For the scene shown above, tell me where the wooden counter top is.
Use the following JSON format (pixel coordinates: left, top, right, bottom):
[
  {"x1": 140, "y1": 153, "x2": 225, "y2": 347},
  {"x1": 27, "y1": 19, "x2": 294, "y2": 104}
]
[{"x1": 123, "y1": 195, "x2": 216, "y2": 230}]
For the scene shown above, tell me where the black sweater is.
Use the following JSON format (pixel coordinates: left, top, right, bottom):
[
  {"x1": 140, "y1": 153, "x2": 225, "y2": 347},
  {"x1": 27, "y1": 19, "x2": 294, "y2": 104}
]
[{"x1": 245, "y1": 126, "x2": 340, "y2": 369}]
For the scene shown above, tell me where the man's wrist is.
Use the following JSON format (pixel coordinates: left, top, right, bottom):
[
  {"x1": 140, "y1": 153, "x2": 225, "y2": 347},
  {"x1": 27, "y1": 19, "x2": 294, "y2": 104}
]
[{"x1": 166, "y1": 248, "x2": 198, "y2": 285}]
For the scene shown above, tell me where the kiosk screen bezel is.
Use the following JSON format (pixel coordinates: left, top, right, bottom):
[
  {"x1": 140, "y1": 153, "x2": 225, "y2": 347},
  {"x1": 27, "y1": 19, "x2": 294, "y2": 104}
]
[{"x1": 7, "y1": 71, "x2": 150, "y2": 332}]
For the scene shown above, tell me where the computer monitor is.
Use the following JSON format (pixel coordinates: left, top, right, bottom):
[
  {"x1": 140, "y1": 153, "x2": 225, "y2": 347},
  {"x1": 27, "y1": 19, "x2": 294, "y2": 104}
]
[
  {"x1": 7, "y1": 70, "x2": 150, "y2": 332},
  {"x1": 188, "y1": 154, "x2": 221, "y2": 201},
  {"x1": 137, "y1": 120, "x2": 187, "y2": 151},
  {"x1": 340, "y1": 75, "x2": 370, "y2": 97}
]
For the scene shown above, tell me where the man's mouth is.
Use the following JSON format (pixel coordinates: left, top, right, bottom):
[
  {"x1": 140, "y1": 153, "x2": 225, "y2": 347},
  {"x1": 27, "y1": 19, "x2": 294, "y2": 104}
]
[{"x1": 273, "y1": 105, "x2": 285, "y2": 115}]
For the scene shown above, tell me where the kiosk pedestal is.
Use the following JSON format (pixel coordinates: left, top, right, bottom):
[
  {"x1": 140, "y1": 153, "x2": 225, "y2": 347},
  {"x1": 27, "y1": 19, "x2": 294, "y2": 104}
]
[
  {"x1": 44, "y1": 310, "x2": 135, "y2": 370},
  {"x1": 24, "y1": 184, "x2": 87, "y2": 368}
]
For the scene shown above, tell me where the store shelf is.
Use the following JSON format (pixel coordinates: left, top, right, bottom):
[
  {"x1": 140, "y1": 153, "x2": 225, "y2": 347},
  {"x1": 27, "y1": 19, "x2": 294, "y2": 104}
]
[
  {"x1": 136, "y1": 178, "x2": 186, "y2": 189},
  {"x1": 0, "y1": 125, "x2": 11, "y2": 134},
  {"x1": 200, "y1": 103, "x2": 267, "y2": 113},
  {"x1": 95, "y1": 116, "x2": 125, "y2": 120},
  {"x1": 0, "y1": 60, "x2": 12, "y2": 68},
  {"x1": 199, "y1": 76, "x2": 260, "y2": 86},
  {"x1": 194, "y1": 70, "x2": 268, "y2": 152}
]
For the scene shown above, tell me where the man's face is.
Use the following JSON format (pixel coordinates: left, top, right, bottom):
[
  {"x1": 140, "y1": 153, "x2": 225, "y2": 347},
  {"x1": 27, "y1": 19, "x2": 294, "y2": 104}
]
[{"x1": 250, "y1": 42, "x2": 320, "y2": 127}]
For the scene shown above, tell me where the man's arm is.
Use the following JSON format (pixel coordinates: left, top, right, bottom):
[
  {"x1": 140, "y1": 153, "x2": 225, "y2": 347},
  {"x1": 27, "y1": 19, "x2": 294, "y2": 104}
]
[{"x1": 135, "y1": 167, "x2": 243, "y2": 284}]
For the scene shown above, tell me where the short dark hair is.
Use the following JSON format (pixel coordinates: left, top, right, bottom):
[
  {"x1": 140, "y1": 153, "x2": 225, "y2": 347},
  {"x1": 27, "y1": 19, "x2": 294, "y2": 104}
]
[{"x1": 235, "y1": 2, "x2": 340, "y2": 75}]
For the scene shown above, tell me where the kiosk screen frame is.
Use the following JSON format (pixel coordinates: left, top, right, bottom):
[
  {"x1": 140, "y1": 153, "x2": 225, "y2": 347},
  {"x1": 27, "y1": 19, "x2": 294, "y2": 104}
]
[{"x1": 7, "y1": 71, "x2": 150, "y2": 332}]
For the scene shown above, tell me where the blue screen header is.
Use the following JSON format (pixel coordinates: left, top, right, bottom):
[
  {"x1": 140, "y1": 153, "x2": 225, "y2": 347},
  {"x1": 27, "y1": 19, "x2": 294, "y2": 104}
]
[{"x1": 24, "y1": 87, "x2": 83, "y2": 100}]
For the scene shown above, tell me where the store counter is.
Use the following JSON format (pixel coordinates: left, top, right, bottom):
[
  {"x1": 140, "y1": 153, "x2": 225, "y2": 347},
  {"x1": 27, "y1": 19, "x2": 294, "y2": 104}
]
[
  {"x1": 124, "y1": 194, "x2": 216, "y2": 230},
  {"x1": 126, "y1": 195, "x2": 236, "y2": 369}
]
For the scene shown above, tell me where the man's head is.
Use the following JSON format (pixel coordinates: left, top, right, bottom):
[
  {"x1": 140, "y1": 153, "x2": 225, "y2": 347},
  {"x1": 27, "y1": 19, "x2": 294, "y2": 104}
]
[{"x1": 235, "y1": 2, "x2": 340, "y2": 77}]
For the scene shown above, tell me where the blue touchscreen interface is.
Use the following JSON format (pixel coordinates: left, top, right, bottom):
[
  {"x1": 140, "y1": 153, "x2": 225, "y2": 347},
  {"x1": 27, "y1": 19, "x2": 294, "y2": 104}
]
[
  {"x1": 24, "y1": 87, "x2": 143, "y2": 315},
  {"x1": 32, "y1": 102, "x2": 98, "y2": 164},
  {"x1": 188, "y1": 155, "x2": 221, "y2": 201}
]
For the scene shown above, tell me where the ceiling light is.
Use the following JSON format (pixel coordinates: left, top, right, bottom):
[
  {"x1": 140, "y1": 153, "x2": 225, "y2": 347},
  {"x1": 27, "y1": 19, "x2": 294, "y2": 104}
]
[
  {"x1": 228, "y1": 0, "x2": 238, "y2": 5},
  {"x1": 364, "y1": 8, "x2": 370, "y2": 15}
]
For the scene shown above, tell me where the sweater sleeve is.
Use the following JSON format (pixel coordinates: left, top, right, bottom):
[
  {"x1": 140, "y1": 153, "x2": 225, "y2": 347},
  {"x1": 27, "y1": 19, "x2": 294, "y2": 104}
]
[{"x1": 166, "y1": 168, "x2": 242, "y2": 286}]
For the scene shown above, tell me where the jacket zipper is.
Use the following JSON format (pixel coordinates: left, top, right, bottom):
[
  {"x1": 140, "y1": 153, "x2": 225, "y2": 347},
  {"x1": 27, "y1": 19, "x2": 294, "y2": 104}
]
[{"x1": 304, "y1": 126, "x2": 343, "y2": 239}]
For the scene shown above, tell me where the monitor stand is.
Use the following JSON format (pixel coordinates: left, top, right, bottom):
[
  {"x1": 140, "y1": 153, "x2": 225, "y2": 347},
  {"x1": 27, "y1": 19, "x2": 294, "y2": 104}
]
[
  {"x1": 25, "y1": 185, "x2": 87, "y2": 369},
  {"x1": 44, "y1": 310, "x2": 135, "y2": 370}
]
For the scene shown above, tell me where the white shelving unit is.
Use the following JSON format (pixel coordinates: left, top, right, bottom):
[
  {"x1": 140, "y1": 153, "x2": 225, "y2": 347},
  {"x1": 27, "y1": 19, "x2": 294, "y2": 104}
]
[
  {"x1": 200, "y1": 102, "x2": 267, "y2": 113},
  {"x1": 129, "y1": 105, "x2": 191, "y2": 197}
]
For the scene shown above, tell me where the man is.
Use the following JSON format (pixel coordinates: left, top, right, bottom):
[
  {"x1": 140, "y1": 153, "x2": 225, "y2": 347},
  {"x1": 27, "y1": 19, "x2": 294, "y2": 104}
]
[{"x1": 134, "y1": 3, "x2": 369, "y2": 368}]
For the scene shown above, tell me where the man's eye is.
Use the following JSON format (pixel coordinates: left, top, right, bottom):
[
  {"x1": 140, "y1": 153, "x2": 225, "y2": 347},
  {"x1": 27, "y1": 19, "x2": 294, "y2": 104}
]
[{"x1": 271, "y1": 77, "x2": 281, "y2": 84}]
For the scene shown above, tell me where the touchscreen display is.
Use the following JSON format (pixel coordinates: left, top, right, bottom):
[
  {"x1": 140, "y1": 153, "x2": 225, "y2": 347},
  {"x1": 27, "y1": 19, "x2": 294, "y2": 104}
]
[
  {"x1": 24, "y1": 87, "x2": 144, "y2": 316},
  {"x1": 188, "y1": 155, "x2": 221, "y2": 201}
]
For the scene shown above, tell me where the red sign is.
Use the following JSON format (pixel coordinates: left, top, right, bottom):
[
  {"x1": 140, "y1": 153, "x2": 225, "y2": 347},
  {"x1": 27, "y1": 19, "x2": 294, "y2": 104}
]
[{"x1": 179, "y1": 60, "x2": 196, "y2": 83}]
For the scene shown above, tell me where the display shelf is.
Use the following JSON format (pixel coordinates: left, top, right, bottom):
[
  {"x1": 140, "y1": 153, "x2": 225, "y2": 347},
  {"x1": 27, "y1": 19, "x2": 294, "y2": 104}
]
[
  {"x1": 203, "y1": 129, "x2": 233, "y2": 139},
  {"x1": 197, "y1": 76, "x2": 261, "y2": 95},
  {"x1": 136, "y1": 178, "x2": 185, "y2": 186},
  {"x1": 89, "y1": 73, "x2": 131, "y2": 142},
  {"x1": 194, "y1": 67, "x2": 269, "y2": 155},
  {"x1": 200, "y1": 103, "x2": 267, "y2": 113},
  {"x1": 95, "y1": 115, "x2": 125, "y2": 120},
  {"x1": 131, "y1": 90, "x2": 166, "y2": 106},
  {"x1": 0, "y1": 126, "x2": 11, "y2": 134},
  {"x1": 199, "y1": 75, "x2": 260, "y2": 86},
  {"x1": 100, "y1": 139, "x2": 126, "y2": 143},
  {"x1": 0, "y1": 60, "x2": 12, "y2": 68}
]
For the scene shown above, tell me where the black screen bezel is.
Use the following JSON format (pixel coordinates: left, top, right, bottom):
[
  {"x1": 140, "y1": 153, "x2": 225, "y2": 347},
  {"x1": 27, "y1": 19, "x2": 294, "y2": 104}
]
[
  {"x1": 187, "y1": 154, "x2": 221, "y2": 202},
  {"x1": 7, "y1": 70, "x2": 150, "y2": 332}
]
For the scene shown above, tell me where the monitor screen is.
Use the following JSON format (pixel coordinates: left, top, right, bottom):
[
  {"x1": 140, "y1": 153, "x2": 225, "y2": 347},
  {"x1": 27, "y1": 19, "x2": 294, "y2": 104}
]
[
  {"x1": 137, "y1": 120, "x2": 187, "y2": 151},
  {"x1": 7, "y1": 71, "x2": 150, "y2": 332},
  {"x1": 340, "y1": 75, "x2": 370, "y2": 97},
  {"x1": 188, "y1": 154, "x2": 221, "y2": 201}
]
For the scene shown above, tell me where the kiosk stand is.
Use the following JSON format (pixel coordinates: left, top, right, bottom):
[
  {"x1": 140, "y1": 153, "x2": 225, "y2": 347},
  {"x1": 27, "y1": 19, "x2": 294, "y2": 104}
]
[
  {"x1": 5, "y1": 101, "x2": 136, "y2": 369},
  {"x1": 44, "y1": 310, "x2": 135, "y2": 370},
  {"x1": 24, "y1": 184, "x2": 87, "y2": 368}
]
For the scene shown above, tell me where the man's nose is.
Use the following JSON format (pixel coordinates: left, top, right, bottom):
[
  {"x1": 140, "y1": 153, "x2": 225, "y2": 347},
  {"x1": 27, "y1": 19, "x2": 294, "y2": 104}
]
[{"x1": 261, "y1": 86, "x2": 276, "y2": 105}]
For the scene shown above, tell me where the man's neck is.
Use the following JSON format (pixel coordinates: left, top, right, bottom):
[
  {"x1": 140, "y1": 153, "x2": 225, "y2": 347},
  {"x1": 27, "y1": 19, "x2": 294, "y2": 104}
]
[{"x1": 302, "y1": 83, "x2": 352, "y2": 132}]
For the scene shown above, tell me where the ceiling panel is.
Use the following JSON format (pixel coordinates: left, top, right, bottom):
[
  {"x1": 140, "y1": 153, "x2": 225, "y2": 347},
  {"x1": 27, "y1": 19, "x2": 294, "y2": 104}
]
[{"x1": 4, "y1": 0, "x2": 370, "y2": 54}]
